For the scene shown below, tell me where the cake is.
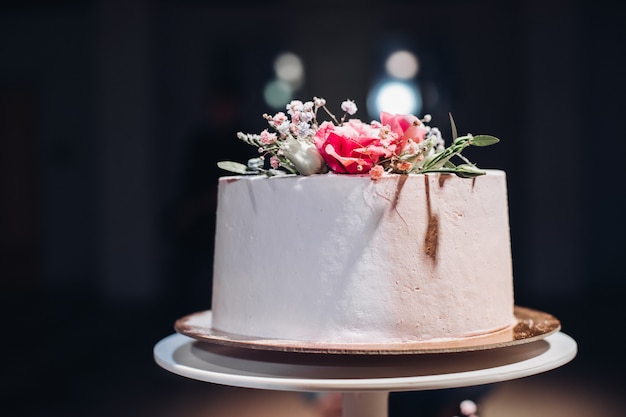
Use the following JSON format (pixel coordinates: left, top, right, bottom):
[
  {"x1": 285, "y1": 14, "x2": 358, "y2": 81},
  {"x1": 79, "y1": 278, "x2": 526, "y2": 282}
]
[{"x1": 211, "y1": 97, "x2": 515, "y2": 345}]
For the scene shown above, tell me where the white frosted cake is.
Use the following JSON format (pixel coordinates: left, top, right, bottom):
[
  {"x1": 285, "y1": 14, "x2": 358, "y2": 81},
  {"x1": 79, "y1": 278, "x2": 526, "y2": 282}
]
[
  {"x1": 211, "y1": 170, "x2": 515, "y2": 344},
  {"x1": 210, "y1": 97, "x2": 515, "y2": 345}
]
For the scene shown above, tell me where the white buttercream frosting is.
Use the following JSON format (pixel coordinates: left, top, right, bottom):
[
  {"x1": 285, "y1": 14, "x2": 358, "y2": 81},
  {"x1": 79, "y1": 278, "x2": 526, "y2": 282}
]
[{"x1": 211, "y1": 170, "x2": 515, "y2": 343}]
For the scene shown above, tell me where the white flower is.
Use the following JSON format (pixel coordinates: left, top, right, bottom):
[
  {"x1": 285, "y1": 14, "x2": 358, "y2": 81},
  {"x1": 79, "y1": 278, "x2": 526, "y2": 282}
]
[
  {"x1": 277, "y1": 121, "x2": 291, "y2": 135},
  {"x1": 427, "y1": 127, "x2": 445, "y2": 150},
  {"x1": 314, "y1": 97, "x2": 326, "y2": 107},
  {"x1": 286, "y1": 100, "x2": 304, "y2": 116},
  {"x1": 404, "y1": 138, "x2": 420, "y2": 154},
  {"x1": 281, "y1": 136, "x2": 326, "y2": 175},
  {"x1": 296, "y1": 122, "x2": 311, "y2": 137},
  {"x1": 300, "y1": 110, "x2": 314, "y2": 124},
  {"x1": 341, "y1": 99, "x2": 358, "y2": 115}
]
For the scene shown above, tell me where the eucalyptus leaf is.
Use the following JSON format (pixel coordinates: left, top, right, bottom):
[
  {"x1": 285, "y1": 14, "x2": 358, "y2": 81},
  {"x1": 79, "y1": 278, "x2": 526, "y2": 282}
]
[
  {"x1": 470, "y1": 135, "x2": 500, "y2": 147},
  {"x1": 430, "y1": 154, "x2": 454, "y2": 170},
  {"x1": 217, "y1": 161, "x2": 256, "y2": 175},
  {"x1": 454, "y1": 164, "x2": 486, "y2": 178},
  {"x1": 421, "y1": 152, "x2": 445, "y2": 170},
  {"x1": 449, "y1": 113, "x2": 458, "y2": 140}
]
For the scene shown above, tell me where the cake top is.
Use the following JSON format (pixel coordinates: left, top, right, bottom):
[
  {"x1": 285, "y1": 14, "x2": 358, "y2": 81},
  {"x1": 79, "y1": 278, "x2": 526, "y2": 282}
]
[{"x1": 218, "y1": 97, "x2": 499, "y2": 179}]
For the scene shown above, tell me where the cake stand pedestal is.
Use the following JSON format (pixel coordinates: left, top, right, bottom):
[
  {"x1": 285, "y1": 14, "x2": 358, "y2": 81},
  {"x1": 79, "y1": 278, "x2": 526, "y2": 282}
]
[{"x1": 154, "y1": 331, "x2": 576, "y2": 417}]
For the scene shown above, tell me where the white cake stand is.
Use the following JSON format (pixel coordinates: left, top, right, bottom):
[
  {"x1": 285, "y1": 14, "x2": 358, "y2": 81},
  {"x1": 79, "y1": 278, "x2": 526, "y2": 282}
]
[{"x1": 154, "y1": 331, "x2": 577, "y2": 417}]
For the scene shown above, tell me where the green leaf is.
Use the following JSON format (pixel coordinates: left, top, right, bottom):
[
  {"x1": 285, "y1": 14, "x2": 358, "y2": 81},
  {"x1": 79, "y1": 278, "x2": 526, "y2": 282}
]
[
  {"x1": 451, "y1": 135, "x2": 472, "y2": 147},
  {"x1": 449, "y1": 113, "x2": 458, "y2": 140},
  {"x1": 470, "y1": 135, "x2": 500, "y2": 147},
  {"x1": 454, "y1": 164, "x2": 486, "y2": 178},
  {"x1": 217, "y1": 161, "x2": 255, "y2": 175},
  {"x1": 421, "y1": 151, "x2": 449, "y2": 170}
]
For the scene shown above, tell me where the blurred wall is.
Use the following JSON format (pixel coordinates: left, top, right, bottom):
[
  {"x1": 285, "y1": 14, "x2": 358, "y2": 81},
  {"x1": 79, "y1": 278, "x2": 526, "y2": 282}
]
[{"x1": 1, "y1": 0, "x2": 624, "y2": 312}]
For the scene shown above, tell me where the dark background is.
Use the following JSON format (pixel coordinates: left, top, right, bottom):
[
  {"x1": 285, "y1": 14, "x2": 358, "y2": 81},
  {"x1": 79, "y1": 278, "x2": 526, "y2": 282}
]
[{"x1": 1, "y1": 0, "x2": 625, "y2": 416}]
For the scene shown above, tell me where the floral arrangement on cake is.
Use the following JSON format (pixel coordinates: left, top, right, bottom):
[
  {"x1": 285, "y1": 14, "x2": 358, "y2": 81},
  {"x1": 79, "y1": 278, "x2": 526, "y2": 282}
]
[{"x1": 218, "y1": 97, "x2": 499, "y2": 179}]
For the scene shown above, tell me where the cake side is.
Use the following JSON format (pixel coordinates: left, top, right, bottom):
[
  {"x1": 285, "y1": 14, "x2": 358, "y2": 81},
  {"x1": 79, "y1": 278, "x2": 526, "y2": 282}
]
[{"x1": 211, "y1": 170, "x2": 515, "y2": 343}]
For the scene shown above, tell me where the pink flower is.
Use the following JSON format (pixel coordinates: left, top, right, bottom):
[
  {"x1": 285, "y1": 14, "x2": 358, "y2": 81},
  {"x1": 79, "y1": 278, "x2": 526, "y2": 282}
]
[
  {"x1": 271, "y1": 112, "x2": 289, "y2": 130},
  {"x1": 369, "y1": 165, "x2": 384, "y2": 180},
  {"x1": 314, "y1": 120, "x2": 384, "y2": 174},
  {"x1": 269, "y1": 155, "x2": 280, "y2": 169},
  {"x1": 396, "y1": 161, "x2": 413, "y2": 172},
  {"x1": 380, "y1": 111, "x2": 429, "y2": 154},
  {"x1": 260, "y1": 129, "x2": 277, "y2": 145}
]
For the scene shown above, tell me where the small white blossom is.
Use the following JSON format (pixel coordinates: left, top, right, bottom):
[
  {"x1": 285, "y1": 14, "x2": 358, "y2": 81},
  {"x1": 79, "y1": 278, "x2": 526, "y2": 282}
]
[
  {"x1": 314, "y1": 97, "x2": 326, "y2": 107},
  {"x1": 299, "y1": 110, "x2": 314, "y2": 124},
  {"x1": 341, "y1": 99, "x2": 358, "y2": 115},
  {"x1": 427, "y1": 127, "x2": 444, "y2": 148},
  {"x1": 276, "y1": 121, "x2": 291, "y2": 135},
  {"x1": 286, "y1": 100, "x2": 304, "y2": 116},
  {"x1": 404, "y1": 138, "x2": 420, "y2": 154},
  {"x1": 296, "y1": 122, "x2": 312, "y2": 137}
]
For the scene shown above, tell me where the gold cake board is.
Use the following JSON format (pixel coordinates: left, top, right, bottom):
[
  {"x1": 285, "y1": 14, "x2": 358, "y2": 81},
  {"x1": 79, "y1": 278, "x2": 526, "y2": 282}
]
[{"x1": 174, "y1": 306, "x2": 560, "y2": 355}]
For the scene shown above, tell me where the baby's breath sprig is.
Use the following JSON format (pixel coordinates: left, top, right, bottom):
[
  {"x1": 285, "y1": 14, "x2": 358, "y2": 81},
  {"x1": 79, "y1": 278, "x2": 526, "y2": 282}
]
[{"x1": 312, "y1": 97, "x2": 357, "y2": 127}]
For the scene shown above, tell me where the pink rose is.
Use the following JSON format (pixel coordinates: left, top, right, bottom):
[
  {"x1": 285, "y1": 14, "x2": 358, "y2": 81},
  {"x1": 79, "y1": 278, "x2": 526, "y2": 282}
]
[
  {"x1": 314, "y1": 120, "x2": 384, "y2": 174},
  {"x1": 380, "y1": 111, "x2": 428, "y2": 153}
]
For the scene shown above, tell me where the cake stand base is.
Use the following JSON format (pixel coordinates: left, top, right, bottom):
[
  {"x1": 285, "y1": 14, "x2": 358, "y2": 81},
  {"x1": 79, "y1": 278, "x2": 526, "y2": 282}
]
[{"x1": 154, "y1": 332, "x2": 576, "y2": 417}]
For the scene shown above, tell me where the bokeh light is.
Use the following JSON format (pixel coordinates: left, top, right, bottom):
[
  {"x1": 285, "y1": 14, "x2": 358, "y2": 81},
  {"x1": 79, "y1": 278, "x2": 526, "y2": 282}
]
[
  {"x1": 385, "y1": 50, "x2": 419, "y2": 79},
  {"x1": 263, "y1": 52, "x2": 305, "y2": 109},
  {"x1": 367, "y1": 80, "x2": 422, "y2": 118},
  {"x1": 263, "y1": 79, "x2": 292, "y2": 109},
  {"x1": 274, "y1": 52, "x2": 305, "y2": 90}
]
